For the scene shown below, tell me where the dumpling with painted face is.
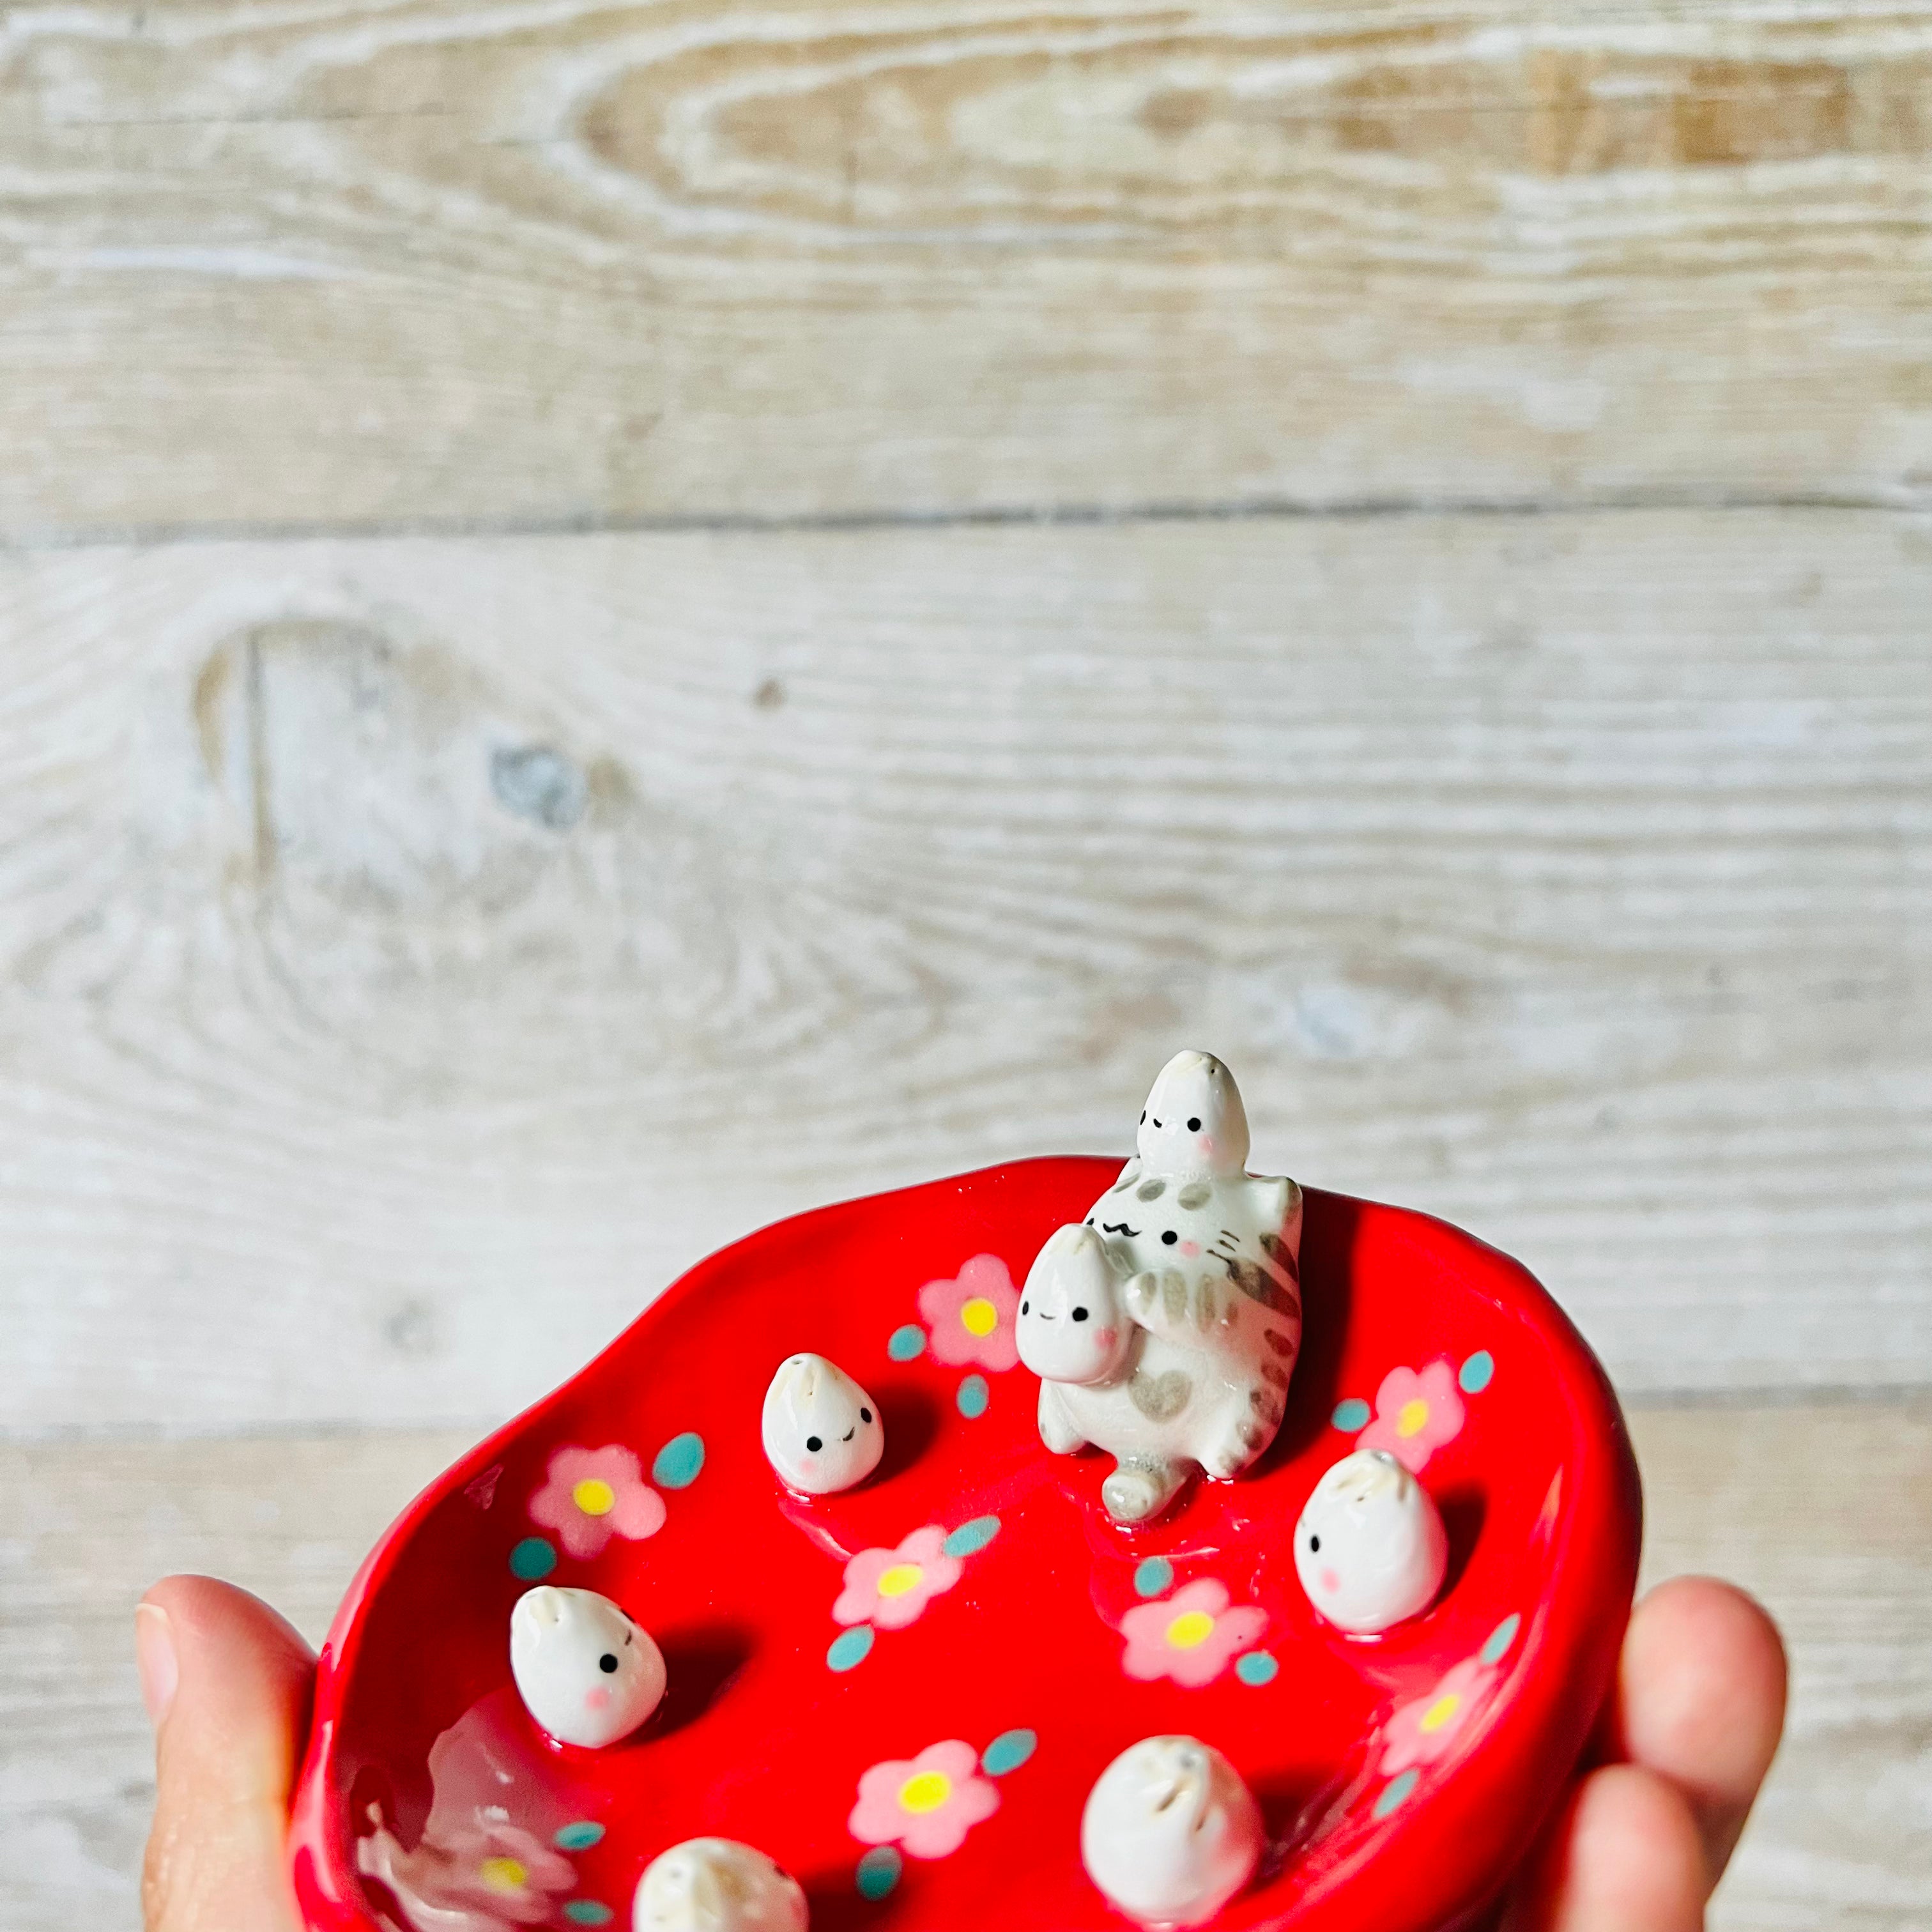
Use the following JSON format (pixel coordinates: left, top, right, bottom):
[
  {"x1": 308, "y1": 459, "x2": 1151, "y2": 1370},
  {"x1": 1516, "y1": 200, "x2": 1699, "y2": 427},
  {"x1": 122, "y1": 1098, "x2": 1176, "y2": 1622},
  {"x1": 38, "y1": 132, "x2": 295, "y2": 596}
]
[
  {"x1": 1294, "y1": 1448, "x2": 1448, "y2": 1634},
  {"x1": 509, "y1": 1586, "x2": 666, "y2": 1748},
  {"x1": 760, "y1": 1353, "x2": 884, "y2": 1496}
]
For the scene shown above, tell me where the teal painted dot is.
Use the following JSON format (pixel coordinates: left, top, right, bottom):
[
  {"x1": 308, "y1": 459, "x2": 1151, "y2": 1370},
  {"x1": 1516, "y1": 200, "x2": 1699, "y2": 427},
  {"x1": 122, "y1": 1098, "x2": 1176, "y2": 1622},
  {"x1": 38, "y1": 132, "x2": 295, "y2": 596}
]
[
  {"x1": 1373, "y1": 1769, "x2": 1420, "y2": 1820},
  {"x1": 651, "y1": 1431, "x2": 705, "y2": 1489},
  {"x1": 942, "y1": 1515, "x2": 1001, "y2": 1558},
  {"x1": 509, "y1": 1537, "x2": 556, "y2": 1581},
  {"x1": 1236, "y1": 1651, "x2": 1280, "y2": 1686},
  {"x1": 956, "y1": 1374, "x2": 990, "y2": 1419},
  {"x1": 888, "y1": 1324, "x2": 927, "y2": 1362},
  {"x1": 1133, "y1": 1557, "x2": 1174, "y2": 1598},
  {"x1": 1481, "y1": 1612, "x2": 1522, "y2": 1666},
  {"x1": 982, "y1": 1728, "x2": 1038, "y2": 1775},
  {"x1": 554, "y1": 1822, "x2": 604, "y2": 1851},
  {"x1": 855, "y1": 1846, "x2": 903, "y2": 1900},
  {"x1": 1459, "y1": 1351, "x2": 1496, "y2": 1395},
  {"x1": 562, "y1": 1905, "x2": 613, "y2": 1926},
  {"x1": 1332, "y1": 1398, "x2": 1372, "y2": 1432},
  {"x1": 827, "y1": 1625, "x2": 875, "y2": 1672}
]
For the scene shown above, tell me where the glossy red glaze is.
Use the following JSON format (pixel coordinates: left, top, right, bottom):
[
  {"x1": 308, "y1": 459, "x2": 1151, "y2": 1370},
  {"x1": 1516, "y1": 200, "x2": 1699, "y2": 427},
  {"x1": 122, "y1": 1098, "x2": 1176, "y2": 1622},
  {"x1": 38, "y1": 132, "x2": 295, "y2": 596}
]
[{"x1": 289, "y1": 1160, "x2": 1641, "y2": 1932}]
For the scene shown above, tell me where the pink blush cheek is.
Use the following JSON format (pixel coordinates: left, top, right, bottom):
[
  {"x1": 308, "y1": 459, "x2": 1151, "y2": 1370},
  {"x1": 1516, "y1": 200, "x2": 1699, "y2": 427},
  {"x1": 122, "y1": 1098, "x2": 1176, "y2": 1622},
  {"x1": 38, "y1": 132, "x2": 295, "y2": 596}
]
[
  {"x1": 1319, "y1": 1568, "x2": 1341, "y2": 1595},
  {"x1": 1095, "y1": 1328, "x2": 1119, "y2": 1353},
  {"x1": 1198, "y1": 1135, "x2": 1215, "y2": 1156},
  {"x1": 584, "y1": 1686, "x2": 611, "y2": 1712},
  {"x1": 1179, "y1": 1239, "x2": 1200, "y2": 1258}
]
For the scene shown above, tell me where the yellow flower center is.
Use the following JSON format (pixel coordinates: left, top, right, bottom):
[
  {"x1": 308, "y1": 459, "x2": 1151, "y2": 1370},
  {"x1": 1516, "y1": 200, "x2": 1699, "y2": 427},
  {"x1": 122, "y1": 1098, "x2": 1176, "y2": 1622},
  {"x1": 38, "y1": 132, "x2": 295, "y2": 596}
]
[
  {"x1": 960, "y1": 1297, "x2": 999, "y2": 1337},
  {"x1": 877, "y1": 1563, "x2": 924, "y2": 1598},
  {"x1": 1165, "y1": 1610, "x2": 1216, "y2": 1650},
  {"x1": 1419, "y1": 1692, "x2": 1462, "y2": 1735},
  {"x1": 1396, "y1": 1399, "x2": 1430, "y2": 1439},
  {"x1": 572, "y1": 1478, "x2": 617, "y2": 1516},
  {"x1": 479, "y1": 1858, "x2": 528, "y2": 1895},
  {"x1": 898, "y1": 1771, "x2": 953, "y2": 1814}
]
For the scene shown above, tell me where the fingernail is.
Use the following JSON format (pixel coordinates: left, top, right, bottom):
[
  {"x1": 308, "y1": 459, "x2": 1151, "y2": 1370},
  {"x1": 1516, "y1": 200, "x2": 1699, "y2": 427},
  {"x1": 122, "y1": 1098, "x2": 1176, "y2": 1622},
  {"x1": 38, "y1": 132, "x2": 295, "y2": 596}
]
[{"x1": 136, "y1": 1602, "x2": 178, "y2": 1729}]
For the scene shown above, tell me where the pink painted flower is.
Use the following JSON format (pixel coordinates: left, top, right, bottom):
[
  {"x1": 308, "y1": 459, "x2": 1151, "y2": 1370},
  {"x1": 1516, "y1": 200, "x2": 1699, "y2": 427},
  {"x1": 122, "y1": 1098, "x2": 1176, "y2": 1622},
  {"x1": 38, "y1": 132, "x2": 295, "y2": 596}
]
[
  {"x1": 1357, "y1": 1361, "x2": 1466, "y2": 1473},
  {"x1": 1120, "y1": 1578, "x2": 1268, "y2": 1688},
  {"x1": 357, "y1": 1814, "x2": 576, "y2": 1929},
  {"x1": 1381, "y1": 1658, "x2": 1497, "y2": 1775},
  {"x1": 834, "y1": 1525, "x2": 963, "y2": 1630},
  {"x1": 528, "y1": 1445, "x2": 666, "y2": 1560},
  {"x1": 918, "y1": 1254, "x2": 1020, "y2": 1371},
  {"x1": 848, "y1": 1739, "x2": 1001, "y2": 1859}
]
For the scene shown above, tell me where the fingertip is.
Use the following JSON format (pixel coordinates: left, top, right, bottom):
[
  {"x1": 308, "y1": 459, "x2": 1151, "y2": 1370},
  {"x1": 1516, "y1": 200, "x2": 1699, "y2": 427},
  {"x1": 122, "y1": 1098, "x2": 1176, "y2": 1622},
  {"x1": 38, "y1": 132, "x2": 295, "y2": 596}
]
[
  {"x1": 1621, "y1": 1575, "x2": 1787, "y2": 1873},
  {"x1": 140, "y1": 1575, "x2": 317, "y2": 1679},
  {"x1": 1506, "y1": 1764, "x2": 1706, "y2": 1932}
]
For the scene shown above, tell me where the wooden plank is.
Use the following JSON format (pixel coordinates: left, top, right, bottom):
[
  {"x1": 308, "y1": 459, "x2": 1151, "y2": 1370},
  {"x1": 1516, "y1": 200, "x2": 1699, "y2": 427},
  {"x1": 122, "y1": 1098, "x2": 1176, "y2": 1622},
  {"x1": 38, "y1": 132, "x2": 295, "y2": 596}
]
[
  {"x1": 2, "y1": 509, "x2": 1928, "y2": 1432},
  {"x1": 2, "y1": 1404, "x2": 1926, "y2": 1930},
  {"x1": 4, "y1": 0, "x2": 1931, "y2": 536}
]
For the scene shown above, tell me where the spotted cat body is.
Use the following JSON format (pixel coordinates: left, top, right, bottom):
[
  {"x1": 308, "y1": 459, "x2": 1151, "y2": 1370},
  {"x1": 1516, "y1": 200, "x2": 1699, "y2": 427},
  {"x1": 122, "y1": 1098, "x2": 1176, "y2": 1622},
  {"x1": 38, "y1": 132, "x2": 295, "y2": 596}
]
[{"x1": 1019, "y1": 1052, "x2": 1303, "y2": 1522}]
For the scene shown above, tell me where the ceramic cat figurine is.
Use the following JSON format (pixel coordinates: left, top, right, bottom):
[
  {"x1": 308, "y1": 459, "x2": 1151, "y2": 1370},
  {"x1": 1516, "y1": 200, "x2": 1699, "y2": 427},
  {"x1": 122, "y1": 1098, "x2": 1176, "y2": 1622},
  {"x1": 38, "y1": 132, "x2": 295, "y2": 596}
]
[
  {"x1": 633, "y1": 1839, "x2": 809, "y2": 1932},
  {"x1": 1018, "y1": 1051, "x2": 1302, "y2": 1522},
  {"x1": 1081, "y1": 1735, "x2": 1263, "y2": 1926}
]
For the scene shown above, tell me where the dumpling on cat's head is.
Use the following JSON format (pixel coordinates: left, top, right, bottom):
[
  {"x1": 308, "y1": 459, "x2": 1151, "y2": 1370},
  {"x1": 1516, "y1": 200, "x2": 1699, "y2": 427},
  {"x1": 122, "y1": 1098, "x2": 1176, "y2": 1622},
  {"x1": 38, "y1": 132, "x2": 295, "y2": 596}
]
[{"x1": 1135, "y1": 1050, "x2": 1251, "y2": 1180}]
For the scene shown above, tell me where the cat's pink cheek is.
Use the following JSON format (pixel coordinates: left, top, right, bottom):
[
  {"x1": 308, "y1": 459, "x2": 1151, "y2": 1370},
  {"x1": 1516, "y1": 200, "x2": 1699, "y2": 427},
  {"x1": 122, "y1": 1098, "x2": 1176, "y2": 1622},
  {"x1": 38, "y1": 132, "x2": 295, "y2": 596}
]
[
  {"x1": 1320, "y1": 1569, "x2": 1340, "y2": 1595},
  {"x1": 1096, "y1": 1329, "x2": 1118, "y2": 1352},
  {"x1": 1198, "y1": 1135, "x2": 1215, "y2": 1155},
  {"x1": 585, "y1": 1687, "x2": 611, "y2": 1712},
  {"x1": 1180, "y1": 1240, "x2": 1200, "y2": 1258}
]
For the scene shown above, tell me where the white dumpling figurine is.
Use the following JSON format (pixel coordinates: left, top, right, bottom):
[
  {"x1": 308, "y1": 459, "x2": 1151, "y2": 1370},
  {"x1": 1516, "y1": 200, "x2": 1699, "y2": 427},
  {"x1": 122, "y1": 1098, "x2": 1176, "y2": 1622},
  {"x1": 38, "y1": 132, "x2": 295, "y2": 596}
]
[
  {"x1": 1082, "y1": 1735, "x2": 1264, "y2": 1926},
  {"x1": 761, "y1": 1353, "x2": 884, "y2": 1495},
  {"x1": 509, "y1": 1586, "x2": 666, "y2": 1747},
  {"x1": 634, "y1": 1838, "x2": 808, "y2": 1932},
  {"x1": 1294, "y1": 1448, "x2": 1448, "y2": 1634}
]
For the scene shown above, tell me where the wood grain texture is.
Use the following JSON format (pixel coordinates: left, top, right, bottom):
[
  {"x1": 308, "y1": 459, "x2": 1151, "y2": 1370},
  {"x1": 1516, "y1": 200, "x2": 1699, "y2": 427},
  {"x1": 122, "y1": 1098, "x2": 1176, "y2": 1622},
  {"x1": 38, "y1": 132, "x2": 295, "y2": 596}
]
[
  {"x1": 3, "y1": 1404, "x2": 1926, "y2": 1931},
  {"x1": 1, "y1": 508, "x2": 1926, "y2": 1432},
  {"x1": 4, "y1": 0, "x2": 1931, "y2": 537}
]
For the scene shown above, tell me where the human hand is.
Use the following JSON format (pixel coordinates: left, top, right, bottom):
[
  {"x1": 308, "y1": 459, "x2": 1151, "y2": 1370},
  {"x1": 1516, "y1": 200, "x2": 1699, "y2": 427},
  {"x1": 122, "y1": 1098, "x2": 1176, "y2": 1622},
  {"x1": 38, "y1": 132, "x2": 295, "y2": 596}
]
[{"x1": 135, "y1": 1571, "x2": 1784, "y2": 1931}]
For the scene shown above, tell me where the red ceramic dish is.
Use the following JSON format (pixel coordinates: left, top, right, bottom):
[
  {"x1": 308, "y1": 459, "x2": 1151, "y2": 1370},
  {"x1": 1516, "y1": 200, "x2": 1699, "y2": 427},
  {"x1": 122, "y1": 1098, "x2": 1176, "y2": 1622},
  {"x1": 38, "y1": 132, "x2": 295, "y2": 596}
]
[{"x1": 289, "y1": 1158, "x2": 1641, "y2": 1932}]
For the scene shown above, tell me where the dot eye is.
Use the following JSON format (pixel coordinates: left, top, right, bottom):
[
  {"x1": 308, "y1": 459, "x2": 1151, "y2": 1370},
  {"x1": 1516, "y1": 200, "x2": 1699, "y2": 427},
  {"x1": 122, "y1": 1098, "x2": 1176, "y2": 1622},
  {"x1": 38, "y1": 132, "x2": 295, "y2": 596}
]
[
  {"x1": 1020, "y1": 1300, "x2": 1029, "y2": 1314},
  {"x1": 599, "y1": 1653, "x2": 619, "y2": 1673},
  {"x1": 1161, "y1": 1229, "x2": 1178, "y2": 1246},
  {"x1": 1152, "y1": 1117, "x2": 1162, "y2": 1128},
  {"x1": 1072, "y1": 1306, "x2": 1089, "y2": 1322},
  {"x1": 1187, "y1": 1116, "x2": 1201, "y2": 1131},
  {"x1": 1308, "y1": 1533, "x2": 1321, "y2": 1554},
  {"x1": 1139, "y1": 1110, "x2": 1147, "y2": 1124},
  {"x1": 860, "y1": 1407, "x2": 872, "y2": 1423},
  {"x1": 806, "y1": 1434, "x2": 823, "y2": 1453}
]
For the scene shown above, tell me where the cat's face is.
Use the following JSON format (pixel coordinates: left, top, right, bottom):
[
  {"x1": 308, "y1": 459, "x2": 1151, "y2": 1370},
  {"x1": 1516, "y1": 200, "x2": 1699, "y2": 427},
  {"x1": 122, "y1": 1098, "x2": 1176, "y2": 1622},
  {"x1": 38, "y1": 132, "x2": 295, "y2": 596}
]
[
  {"x1": 1016, "y1": 1223, "x2": 1132, "y2": 1385},
  {"x1": 1080, "y1": 1735, "x2": 1263, "y2": 1926},
  {"x1": 760, "y1": 1354, "x2": 884, "y2": 1495},
  {"x1": 1294, "y1": 1449, "x2": 1448, "y2": 1634},
  {"x1": 1135, "y1": 1050, "x2": 1250, "y2": 1179},
  {"x1": 509, "y1": 1586, "x2": 665, "y2": 1748}
]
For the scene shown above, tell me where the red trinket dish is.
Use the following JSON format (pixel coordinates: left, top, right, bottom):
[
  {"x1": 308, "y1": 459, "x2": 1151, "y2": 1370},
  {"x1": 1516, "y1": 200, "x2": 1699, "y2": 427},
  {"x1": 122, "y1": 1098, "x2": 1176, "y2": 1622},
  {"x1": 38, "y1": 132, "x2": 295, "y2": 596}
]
[{"x1": 289, "y1": 1158, "x2": 1641, "y2": 1932}]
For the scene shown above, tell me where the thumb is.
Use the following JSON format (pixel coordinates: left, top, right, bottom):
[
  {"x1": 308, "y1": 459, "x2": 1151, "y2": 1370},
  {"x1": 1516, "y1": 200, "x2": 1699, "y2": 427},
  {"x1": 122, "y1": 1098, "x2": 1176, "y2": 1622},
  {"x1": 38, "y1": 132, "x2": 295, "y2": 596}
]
[{"x1": 138, "y1": 1575, "x2": 317, "y2": 1932}]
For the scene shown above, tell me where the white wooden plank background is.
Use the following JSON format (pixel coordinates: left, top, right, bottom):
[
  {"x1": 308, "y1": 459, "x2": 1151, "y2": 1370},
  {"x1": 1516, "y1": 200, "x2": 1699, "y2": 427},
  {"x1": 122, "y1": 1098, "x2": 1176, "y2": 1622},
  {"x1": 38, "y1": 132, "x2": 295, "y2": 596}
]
[
  {"x1": 4, "y1": 0, "x2": 1932, "y2": 535},
  {"x1": 3, "y1": 510, "x2": 1928, "y2": 1434}
]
